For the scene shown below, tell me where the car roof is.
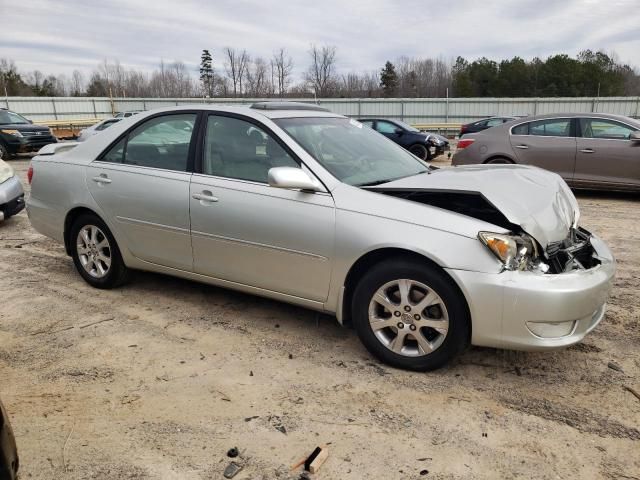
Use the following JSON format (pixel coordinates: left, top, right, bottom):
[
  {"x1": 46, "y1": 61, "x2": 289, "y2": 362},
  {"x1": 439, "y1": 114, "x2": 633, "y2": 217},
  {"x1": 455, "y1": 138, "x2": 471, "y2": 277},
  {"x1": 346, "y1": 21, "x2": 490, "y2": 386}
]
[
  {"x1": 504, "y1": 112, "x2": 640, "y2": 127},
  {"x1": 126, "y1": 104, "x2": 344, "y2": 120}
]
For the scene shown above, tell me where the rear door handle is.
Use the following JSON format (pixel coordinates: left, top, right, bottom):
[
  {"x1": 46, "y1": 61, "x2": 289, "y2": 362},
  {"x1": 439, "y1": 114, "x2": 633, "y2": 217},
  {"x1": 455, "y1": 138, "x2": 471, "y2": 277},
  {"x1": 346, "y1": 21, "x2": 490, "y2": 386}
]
[
  {"x1": 92, "y1": 175, "x2": 111, "y2": 184},
  {"x1": 580, "y1": 148, "x2": 594, "y2": 153},
  {"x1": 515, "y1": 145, "x2": 529, "y2": 150},
  {"x1": 192, "y1": 192, "x2": 219, "y2": 203}
]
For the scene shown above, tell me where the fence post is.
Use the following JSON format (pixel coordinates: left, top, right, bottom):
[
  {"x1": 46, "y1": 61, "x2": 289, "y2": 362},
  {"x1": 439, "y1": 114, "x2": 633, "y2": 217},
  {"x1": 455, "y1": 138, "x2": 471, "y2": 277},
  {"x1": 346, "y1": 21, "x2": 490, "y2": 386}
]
[
  {"x1": 92, "y1": 99, "x2": 97, "y2": 118},
  {"x1": 51, "y1": 98, "x2": 58, "y2": 120},
  {"x1": 445, "y1": 97, "x2": 449, "y2": 124},
  {"x1": 357, "y1": 98, "x2": 361, "y2": 117},
  {"x1": 143, "y1": 99, "x2": 146, "y2": 111},
  {"x1": 533, "y1": 98, "x2": 538, "y2": 115},
  {"x1": 635, "y1": 96, "x2": 639, "y2": 119},
  {"x1": 400, "y1": 99, "x2": 404, "y2": 122}
]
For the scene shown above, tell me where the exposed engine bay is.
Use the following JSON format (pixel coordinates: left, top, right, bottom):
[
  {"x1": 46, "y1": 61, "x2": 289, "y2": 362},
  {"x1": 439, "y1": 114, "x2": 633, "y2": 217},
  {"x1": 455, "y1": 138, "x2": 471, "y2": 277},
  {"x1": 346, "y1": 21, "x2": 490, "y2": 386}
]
[{"x1": 371, "y1": 188, "x2": 600, "y2": 274}]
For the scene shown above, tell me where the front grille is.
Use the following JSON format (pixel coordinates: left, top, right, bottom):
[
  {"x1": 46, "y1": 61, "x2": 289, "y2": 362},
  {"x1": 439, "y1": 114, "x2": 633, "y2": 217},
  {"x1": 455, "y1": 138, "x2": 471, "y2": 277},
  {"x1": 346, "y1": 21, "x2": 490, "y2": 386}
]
[{"x1": 546, "y1": 227, "x2": 599, "y2": 273}]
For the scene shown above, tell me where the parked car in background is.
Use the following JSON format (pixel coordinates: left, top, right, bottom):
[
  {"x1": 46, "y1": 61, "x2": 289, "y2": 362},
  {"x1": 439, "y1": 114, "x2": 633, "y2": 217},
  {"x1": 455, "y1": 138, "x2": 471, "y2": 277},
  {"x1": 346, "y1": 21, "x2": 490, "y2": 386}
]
[
  {"x1": 0, "y1": 108, "x2": 57, "y2": 159},
  {"x1": 358, "y1": 118, "x2": 445, "y2": 160},
  {"x1": 0, "y1": 398, "x2": 19, "y2": 480},
  {"x1": 0, "y1": 158, "x2": 25, "y2": 221},
  {"x1": 453, "y1": 113, "x2": 640, "y2": 191},
  {"x1": 459, "y1": 116, "x2": 523, "y2": 136},
  {"x1": 27, "y1": 103, "x2": 614, "y2": 371},
  {"x1": 114, "y1": 111, "x2": 139, "y2": 118},
  {"x1": 77, "y1": 118, "x2": 122, "y2": 142}
]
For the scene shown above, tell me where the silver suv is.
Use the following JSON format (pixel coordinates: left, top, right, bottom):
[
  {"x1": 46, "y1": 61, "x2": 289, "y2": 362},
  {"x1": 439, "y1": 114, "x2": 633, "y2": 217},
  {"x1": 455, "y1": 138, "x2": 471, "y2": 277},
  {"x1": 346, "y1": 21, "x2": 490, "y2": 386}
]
[{"x1": 27, "y1": 103, "x2": 615, "y2": 370}]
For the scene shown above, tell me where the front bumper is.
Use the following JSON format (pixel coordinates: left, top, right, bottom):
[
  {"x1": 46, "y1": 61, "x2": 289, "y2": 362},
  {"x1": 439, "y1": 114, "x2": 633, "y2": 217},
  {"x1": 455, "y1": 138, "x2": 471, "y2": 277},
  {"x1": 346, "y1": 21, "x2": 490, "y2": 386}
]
[
  {"x1": 447, "y1": 234, "x2": 615, "y2": 350},
  {"x1": 0, "y1": 176, "x2": 25, "y2": 221},
  {"x1": 4, "y1": 135, "x2": 57, "y2": 154}
]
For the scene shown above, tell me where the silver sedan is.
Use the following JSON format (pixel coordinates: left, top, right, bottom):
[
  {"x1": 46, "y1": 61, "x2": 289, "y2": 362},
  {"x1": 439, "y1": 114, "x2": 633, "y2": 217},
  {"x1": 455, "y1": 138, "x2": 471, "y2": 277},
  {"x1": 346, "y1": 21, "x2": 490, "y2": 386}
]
[{"x1": 26, "y1": 103, "x2": 615, "y2": 370}]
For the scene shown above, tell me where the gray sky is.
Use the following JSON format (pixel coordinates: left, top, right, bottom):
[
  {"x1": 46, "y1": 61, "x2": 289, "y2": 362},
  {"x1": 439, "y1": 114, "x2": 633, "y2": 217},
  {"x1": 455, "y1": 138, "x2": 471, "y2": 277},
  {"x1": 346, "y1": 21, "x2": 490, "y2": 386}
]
[{"x1": 1, "y1": 0, "x2": 639, "y2": 81}]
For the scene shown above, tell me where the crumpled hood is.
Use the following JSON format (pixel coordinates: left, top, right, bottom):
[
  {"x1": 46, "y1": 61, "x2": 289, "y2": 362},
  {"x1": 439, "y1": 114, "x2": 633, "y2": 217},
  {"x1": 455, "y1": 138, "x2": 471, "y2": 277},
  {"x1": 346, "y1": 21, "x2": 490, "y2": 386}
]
[{"x1": 374, "y1": 164, "x2": 579, "y2": 248}]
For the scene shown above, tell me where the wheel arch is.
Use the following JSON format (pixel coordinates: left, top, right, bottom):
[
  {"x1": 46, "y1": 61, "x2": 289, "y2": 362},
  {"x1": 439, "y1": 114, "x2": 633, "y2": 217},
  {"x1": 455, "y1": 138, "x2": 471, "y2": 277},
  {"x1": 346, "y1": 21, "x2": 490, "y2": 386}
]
[
  {"x1": 483, "y1": 154, "x2": 515, "y2": 164},
  {"x1": 339, "y1": 247, "x2": 471, "y2": 337},
  {"x1": 63, "y1": 206, "x2": 104, "y2": 255}
]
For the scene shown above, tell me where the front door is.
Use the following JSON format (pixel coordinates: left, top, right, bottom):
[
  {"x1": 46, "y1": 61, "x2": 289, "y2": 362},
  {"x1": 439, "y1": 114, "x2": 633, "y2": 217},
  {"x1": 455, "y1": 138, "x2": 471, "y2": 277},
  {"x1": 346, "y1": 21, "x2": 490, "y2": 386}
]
[
  {"x1": 509, "y1": 117, "x2": 577, "y2": 181},
  {"x1": 574, "y1": 117, "x2": 640, "y2": 189},
  {"x1": 190, "y1": 113, "x2": 335, "y2": 302},
  {"x1": 86, "y1": 112, "x2": 197, "y2": 271}
]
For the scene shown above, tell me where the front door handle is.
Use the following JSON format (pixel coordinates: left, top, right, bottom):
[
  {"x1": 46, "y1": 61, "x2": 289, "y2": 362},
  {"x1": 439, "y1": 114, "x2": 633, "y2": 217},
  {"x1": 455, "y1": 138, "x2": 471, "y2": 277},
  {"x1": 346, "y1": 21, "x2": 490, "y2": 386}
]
[
  {"x1": 92, "y1": 175, "x2": 111, "y2": 184},
  {"x1": 192, "y1": 191, "x2": 219, "y2": 203},
  {"x1": 514, "y1": 144, "x2": 529, "y2": 150},
  {"x1": 580, "y1": 148, "x2": 594, "y2": 153}
]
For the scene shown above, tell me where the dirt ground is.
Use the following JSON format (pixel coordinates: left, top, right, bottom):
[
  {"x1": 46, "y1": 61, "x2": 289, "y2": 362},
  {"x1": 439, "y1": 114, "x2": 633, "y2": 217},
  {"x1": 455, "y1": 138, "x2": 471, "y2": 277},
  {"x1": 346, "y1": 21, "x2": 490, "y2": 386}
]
[{"x1": 1, "y1": 155, "x2": 639, "y2": 480}]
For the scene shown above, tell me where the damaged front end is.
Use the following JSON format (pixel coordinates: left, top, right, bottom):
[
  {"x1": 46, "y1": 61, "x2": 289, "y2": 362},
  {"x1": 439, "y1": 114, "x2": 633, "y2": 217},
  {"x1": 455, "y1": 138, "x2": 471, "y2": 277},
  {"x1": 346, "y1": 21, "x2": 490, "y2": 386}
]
[{"x1": 372, "y1": 189, "x2": 600, "y2": 275}]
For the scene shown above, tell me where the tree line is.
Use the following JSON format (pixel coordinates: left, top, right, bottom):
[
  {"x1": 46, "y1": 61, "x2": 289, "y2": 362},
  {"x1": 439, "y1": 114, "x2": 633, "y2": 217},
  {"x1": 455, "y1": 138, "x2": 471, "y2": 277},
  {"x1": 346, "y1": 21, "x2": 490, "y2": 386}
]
[{"x1": 1, "y1": 47, "x2": 639, "y2": 99}]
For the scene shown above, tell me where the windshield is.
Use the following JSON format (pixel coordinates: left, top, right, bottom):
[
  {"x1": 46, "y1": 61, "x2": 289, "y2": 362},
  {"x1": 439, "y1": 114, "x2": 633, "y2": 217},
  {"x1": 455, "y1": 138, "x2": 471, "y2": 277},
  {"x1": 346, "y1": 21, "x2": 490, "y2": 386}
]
[
  {"x1": 274, "y1": 117, "x2": 428, "y2": 186},
  {"x1": 394, "y1": 119, "x2": 420, "y2": 133},
  {"x1": 0, "y1": 110, "x2": 30, "y2": 125}
]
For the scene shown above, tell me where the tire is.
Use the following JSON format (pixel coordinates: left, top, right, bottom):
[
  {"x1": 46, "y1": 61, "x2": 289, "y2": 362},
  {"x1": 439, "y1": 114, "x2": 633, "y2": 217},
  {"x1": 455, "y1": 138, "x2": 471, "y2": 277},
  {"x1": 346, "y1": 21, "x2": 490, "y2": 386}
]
[
  {"x1": 485, "y1": 157, "x2": 513, "y2": 164},
  {"x1": 408, "y1": 144, "x2": 428, "y2": 160},
  {"x1": 352, "y1": 258, "x2": 470, "y2": 371},
  {"x1": 0, "y1": 142, "x2": 10, "y2": 160},
  {"x1": 70, "y1": 213, "x2": 129, "y2": 289}
]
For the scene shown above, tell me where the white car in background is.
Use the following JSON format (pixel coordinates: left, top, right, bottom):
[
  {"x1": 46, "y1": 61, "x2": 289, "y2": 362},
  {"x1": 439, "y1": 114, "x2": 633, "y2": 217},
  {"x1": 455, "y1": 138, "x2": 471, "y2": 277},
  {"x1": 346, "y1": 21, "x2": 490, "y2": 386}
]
[
  {"x1": 77, "y1": 118, "x2": 122, "y2": 142},
  {"x1": 0, "y1": 159, "x2": 24, "y2": 222}
]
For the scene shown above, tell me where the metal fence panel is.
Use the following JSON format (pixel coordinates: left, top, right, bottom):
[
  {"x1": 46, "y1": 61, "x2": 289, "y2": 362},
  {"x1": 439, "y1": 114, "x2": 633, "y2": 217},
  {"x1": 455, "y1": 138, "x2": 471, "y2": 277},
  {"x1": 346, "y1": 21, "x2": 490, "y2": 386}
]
[{"x1": 4, "y1": 96, "x2": 640, "y2": 123}]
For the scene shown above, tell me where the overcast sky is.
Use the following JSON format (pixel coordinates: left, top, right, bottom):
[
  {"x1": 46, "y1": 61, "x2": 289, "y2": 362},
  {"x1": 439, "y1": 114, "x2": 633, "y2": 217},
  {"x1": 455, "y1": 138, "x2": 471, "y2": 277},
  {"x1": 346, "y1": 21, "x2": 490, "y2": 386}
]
[{"x1": 1, "y1": 0, "x2": 639, "y2": 81}]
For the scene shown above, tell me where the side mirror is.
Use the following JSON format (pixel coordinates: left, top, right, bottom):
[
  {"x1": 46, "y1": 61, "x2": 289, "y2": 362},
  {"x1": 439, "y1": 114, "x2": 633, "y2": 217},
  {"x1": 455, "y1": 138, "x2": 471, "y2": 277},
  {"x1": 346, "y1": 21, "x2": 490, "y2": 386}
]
[
  {"x1": 268, "y1": 167, "x2": 322, "y2": 192},
  {"x1": 631, "y1": 131, "x2": 640, "y2": 142},
  {"x1": 394, "y1": 127, "x2": 404, "y2": 135}
]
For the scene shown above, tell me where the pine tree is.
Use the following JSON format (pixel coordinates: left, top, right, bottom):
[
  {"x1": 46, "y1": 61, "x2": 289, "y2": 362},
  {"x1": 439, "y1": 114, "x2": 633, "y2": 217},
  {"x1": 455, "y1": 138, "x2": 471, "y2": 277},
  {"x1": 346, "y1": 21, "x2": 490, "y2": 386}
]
[
  {"x1": 200, "y1": 49, "x2": 214, "y2": 97},
  {"x1": 380, "y1": 61, "x2": 398, "y2": 97}
]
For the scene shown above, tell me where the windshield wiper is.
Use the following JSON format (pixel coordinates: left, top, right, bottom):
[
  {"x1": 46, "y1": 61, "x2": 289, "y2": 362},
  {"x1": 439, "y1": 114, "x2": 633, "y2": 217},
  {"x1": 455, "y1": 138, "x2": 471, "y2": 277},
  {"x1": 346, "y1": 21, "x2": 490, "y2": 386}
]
[{"x1": 357, "y1": 178, "x2": 400, "y2": 187}]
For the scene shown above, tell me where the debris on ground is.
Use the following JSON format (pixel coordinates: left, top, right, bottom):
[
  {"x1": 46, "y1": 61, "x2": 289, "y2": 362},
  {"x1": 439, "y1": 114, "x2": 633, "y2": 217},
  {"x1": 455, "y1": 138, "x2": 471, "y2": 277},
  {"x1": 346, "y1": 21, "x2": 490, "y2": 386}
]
[
  {"x1": 608, "y1": 361, "x2": 624, "y2": 373},
  {"x1": 223, "y1": 461, "x2": 243, "y2": 479},
  {"x1": 227, "y1": 447, "x2": 239, "y2": 458}
]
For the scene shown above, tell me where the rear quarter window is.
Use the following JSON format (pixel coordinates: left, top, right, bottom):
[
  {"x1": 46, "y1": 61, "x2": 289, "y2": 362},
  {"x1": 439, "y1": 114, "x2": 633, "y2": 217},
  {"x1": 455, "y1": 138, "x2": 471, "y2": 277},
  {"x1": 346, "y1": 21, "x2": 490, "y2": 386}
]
[{"x1": 511, "y1": 123, "x2": 529, "y2": 135}]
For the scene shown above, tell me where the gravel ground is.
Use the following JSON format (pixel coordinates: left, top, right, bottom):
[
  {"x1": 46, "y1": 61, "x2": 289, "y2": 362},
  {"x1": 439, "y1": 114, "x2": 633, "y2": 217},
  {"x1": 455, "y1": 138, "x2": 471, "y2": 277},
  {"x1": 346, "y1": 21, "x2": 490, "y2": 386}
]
[{"x1": 1, "y1": 155, "x2": 639, "y2": 480}]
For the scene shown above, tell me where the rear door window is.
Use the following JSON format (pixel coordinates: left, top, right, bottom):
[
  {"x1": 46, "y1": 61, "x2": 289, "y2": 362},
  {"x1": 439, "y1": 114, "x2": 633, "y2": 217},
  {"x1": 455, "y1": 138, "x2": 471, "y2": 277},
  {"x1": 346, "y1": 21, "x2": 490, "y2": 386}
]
[
  {"x1": 100, "y1": 114, "x2": 196, "y2": 171},
  {"x1": 529, "y1": 119, "x2": 572, "y2": 137},
  {"x1": 375, "y1": 121, "x2": 399, "y2": 134}
]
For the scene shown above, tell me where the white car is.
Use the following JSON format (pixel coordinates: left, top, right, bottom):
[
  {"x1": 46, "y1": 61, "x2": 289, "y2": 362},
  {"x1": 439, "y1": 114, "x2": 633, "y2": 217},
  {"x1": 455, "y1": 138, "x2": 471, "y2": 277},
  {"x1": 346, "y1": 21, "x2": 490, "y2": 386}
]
[
  {"x1": 77, "y1": 118, "x2": 122, "y2": 142},
  {"x1": 0, "y1": 159, "x2": 24, "y2": 222}
]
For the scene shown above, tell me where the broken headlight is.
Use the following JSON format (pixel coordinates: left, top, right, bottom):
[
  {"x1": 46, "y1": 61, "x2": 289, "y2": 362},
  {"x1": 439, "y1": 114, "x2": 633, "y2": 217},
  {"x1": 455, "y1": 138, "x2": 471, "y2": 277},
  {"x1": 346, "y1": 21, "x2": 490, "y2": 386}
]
[{"x1": 478, "y1": 231, "x2": 544, "y2": 271}]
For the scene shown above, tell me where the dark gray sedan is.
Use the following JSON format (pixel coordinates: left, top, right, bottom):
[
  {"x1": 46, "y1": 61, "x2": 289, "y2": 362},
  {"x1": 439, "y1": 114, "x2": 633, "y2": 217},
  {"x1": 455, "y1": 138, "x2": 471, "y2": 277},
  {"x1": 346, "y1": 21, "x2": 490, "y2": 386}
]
[{"x1": 453, "y1": 113, "x2": 640, "y2": 191}]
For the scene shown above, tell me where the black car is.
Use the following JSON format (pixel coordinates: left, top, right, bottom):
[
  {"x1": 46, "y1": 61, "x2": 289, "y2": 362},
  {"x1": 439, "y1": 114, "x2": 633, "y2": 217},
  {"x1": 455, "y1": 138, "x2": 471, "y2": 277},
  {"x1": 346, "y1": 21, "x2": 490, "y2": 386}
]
[
  {"x1": 0, "y1": 108, "x2": 57, "y2": 159},
  {"x1": 459, "y1": 116, "x2": 521, "y2": 136},
  {"x1": 358, "y1": 118, "x2": 444, "y2": 160},
  {"x1": 0, "y1": 398, "x2": 19, "y2": 480}
]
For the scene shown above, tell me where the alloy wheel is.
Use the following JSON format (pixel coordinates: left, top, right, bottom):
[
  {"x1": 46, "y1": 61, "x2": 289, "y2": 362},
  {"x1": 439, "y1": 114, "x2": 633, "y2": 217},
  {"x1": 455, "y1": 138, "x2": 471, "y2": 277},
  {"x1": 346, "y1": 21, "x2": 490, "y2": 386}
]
[
  {"x1": 368, "y1": 279, "x2": 449, "y2": 357},
  {"x1": 76, "y1": 225, "x2": 112, "y2": 279}
]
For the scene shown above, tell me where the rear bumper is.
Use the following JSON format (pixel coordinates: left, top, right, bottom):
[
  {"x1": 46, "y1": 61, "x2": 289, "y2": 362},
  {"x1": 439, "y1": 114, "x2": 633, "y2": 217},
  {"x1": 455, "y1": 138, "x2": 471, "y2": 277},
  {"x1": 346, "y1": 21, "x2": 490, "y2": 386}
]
[
  {"x1": 447, "y1": 234, "x2": 615, "y2": 350},
  {"x1": 0, "y1": 176, "x2": 25, "y2": 221}
]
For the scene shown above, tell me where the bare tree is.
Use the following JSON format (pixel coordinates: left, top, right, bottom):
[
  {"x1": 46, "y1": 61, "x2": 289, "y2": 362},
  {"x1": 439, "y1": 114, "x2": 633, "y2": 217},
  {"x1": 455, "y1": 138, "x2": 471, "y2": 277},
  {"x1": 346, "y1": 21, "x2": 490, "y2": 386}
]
[
  {"x1": 224, "y1": 47, "x2": 249, "y2": 97},
  {"x1": 245, "y1": 57, "x2": 269, "y2": 97},
  {"x1": 70, "y1": 70, "x2": 84, "y2": 96},
  {"x1": 272, "y1": 48, "x2": 294, "y2": 97},
  {"x1": 305, "y1": 44, "x2": 337, "y2": 97}
]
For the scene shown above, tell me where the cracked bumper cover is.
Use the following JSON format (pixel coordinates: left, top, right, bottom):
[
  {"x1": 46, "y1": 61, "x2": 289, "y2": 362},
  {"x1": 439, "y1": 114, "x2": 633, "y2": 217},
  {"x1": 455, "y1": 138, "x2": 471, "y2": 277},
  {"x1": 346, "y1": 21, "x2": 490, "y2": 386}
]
[{"x1": 446, "y1": 234, "x2": 615, "y2": 350}]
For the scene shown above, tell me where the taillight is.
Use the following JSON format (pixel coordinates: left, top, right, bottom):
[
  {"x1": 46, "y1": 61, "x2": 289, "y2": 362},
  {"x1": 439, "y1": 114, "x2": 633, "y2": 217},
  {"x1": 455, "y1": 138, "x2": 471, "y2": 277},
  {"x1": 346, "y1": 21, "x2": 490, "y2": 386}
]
[
  {"x1": 457, "y1": 139, "x2": 475, "y2": 150},
  {"x1": 27, "y1": 165, "x2": 33, "y2": 184}
]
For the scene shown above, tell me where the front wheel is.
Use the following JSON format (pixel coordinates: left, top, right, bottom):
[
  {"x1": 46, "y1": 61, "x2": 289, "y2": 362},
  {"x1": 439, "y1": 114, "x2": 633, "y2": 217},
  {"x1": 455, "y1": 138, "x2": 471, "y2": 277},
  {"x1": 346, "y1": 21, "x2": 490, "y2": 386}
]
[
  {"x1": 70, "y1": 214, "x2": 129, "y2": 289},
  {"x1": 0, "y1": 143, "x2": 10, "y2": 160},
  {"x1": 408, "y1": 144, "x2": 428, "y2": 160},
  {"x1": 352, "y1": 259, "x2": 470, "y2": 371}
]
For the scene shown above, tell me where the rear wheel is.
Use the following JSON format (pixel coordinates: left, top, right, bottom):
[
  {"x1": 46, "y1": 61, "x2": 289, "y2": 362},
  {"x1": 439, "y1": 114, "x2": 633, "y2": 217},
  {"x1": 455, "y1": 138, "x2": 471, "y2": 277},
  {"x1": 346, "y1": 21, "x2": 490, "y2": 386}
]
[
  {"x1": 70, "y1": 214, "x2": 129, "y2": 289},
  {"x1": 352, "y1": 258, "x2": 470, "y2": 371},
  {"x1": 408, "y1": 144, "x2": 428, "y2": 160}
]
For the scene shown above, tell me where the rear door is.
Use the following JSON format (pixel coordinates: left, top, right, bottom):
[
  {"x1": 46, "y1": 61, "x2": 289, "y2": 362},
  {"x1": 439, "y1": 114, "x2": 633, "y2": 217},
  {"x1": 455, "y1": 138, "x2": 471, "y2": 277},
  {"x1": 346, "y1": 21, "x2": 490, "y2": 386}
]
[
  {"x1": 509, "y1": 117, "x2": 577, "y2": 181},
  {"x1": 86, "y1": 112, "x2": 198, "y2": 271},
  {"x1": 574, "y1": 117, "x2": 640, "y2": 189}
]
